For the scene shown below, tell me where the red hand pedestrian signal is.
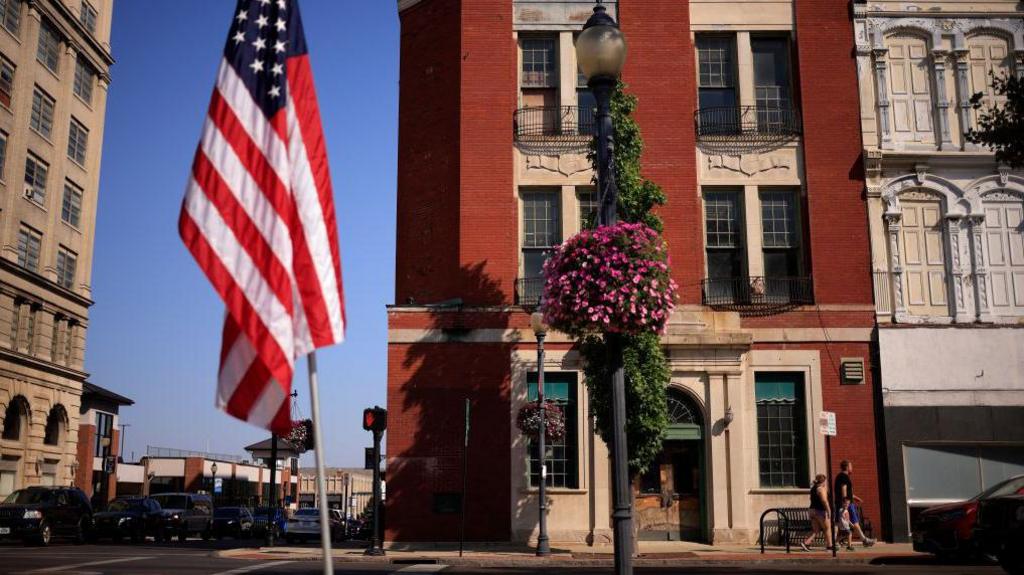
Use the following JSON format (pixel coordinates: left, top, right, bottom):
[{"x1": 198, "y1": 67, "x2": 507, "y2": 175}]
[{"x1": 363, "y1": 406, "x2": 387, "y2": 432}]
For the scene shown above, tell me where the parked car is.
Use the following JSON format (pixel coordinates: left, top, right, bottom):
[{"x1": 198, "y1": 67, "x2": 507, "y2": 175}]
[
  {"x1": 211, "y1": 506, "x2": 254, "y2": 539},
  {"x1": 252, "y1": 507, "x2": 286, "y2": 539},
  {"x1": 913, "y1": 474, "x2": 1024, "y2": 558},
  {"x1": 91, "y1": 497, "x2": 163, "y2": 543},
  {"x1": 150, "y1": 493, "x2": 213, "y2": 542},
  {"x1": 975, "y1": 494, "x2": 1024, "y2": 575},
  {"x1": 0, "y1": 486, "x2": 92, "y2": 546},
  {"x1": 285, "y1": 508, "x2": 342, "y2": 543}
]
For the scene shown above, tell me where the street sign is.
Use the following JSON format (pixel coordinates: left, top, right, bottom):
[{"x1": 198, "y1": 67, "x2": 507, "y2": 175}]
[
  {"x1": 103, "y1": 456, "x2": 116, "y2": 473},
  {"x1": 819, "y1": 411, "x2": 837, "y2": 436},
  {"x1": 213, "y1": 477, "x2": 223, "y2": 494}
]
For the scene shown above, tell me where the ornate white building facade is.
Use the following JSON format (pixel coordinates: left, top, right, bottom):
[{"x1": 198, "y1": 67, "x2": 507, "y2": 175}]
[{"x1": 853, "y1": 0, "x2": 1024, "y2": 542}]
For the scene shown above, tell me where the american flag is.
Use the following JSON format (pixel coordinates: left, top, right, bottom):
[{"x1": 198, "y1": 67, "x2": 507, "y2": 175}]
[{"x1": 179, "y1": 0, "x2": 345, "y2": 434}]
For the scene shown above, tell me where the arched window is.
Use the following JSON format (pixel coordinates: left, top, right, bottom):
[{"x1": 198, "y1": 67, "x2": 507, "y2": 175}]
[
  {"x1": 43, "y1": 404, "x2": 66, "y2": 446},
  {"x1": 886, "y1": 34, "x2": 936, "y2": 146},
  {"x1": 665, "y1": 389, "x2": 703, "y2": 441},
  {"x1": 967, "y1": 34, "x2": 1011, "y2": 129},
  {"x1": 2, "y1": 396, "x2": 29, "y2": 441},
  {"x1": 898, "y1": 192, "x2": 949, "y2": 317}
]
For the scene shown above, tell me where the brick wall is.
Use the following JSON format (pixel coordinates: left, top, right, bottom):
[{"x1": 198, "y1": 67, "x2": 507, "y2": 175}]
[
  {"x1": 385, "y1": 341, "x2": 513, "y2": 541},
  {"x1": 753, "y1": 341, "x2": 883, "y2": 538},
  {"x1": 459, "y1": 0, "x2": 517, "y2": 305},
  {"x1": 618, "y1": 0, "x2": 703, "y2": 305},
  {"x1": 793, "y1": 0, "x2": 873, "y2": 306},
  {"x1": 75, "y1": 423, "x2": 94, "y2": 495},
  {"x1": 184, "y1": 457, "x2": 204, "y2": 493},
  {"x1": 395, "y1": 0, "x2": 462, "y2": 305}
]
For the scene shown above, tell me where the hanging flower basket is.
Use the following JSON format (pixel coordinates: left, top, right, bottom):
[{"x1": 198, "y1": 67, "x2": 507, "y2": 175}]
[
  {"x1": 542, "y1": 222, "x2": 678, "y2": 336},
  {"x1": 288, "y1": 419, "x2": 314, "y2": 452},
  {"x1": 516, "y1": 401, "x2": 566, "y2": 441}
]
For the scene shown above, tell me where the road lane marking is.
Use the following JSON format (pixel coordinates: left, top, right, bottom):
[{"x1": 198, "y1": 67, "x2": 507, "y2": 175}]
[
  {"x1": 22, "y1": 556, "x2": 154, "y2": 573},
  {"x1": 396, "y1": 566, "x2": 447, "y2": 573},
  {"x1": 209, "y1": 561, "x2": 294, "y2": 575}
]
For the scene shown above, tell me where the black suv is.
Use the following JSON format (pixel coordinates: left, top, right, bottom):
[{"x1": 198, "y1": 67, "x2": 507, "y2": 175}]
[
  {"x1": 0, "y1": 486, "x2": 92, "y2": 546},
  {"x1": 150, "y1": 493, "x2": 212, "y2": 542},
  {"x1": 91, "y1": 497, "x2": 164, "y2": 543}
]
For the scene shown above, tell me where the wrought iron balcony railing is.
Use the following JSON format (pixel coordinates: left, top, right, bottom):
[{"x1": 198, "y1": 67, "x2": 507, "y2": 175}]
[
  {"x1": 694, "y1": 105, "x2": 802, "y2": 153},
  {"x1": 701, "y1": 276, "x2": 813, "y2": 310},
  {"x1": 515, "y1": 276, "x2": 545, "y2": 307},
  {"x1": 514, "y1": 105, "x2": 596, "y2": 154}
]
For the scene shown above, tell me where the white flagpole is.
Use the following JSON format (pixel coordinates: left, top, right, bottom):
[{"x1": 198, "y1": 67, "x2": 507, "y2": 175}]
[{"x1": 307, "y1": 351, "x2": 334, "y2": 575}]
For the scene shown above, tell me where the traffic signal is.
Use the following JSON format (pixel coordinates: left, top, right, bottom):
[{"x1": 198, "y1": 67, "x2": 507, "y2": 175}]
[{"x1": 362, "y1": 406, "x2": 387, "y2": 433}]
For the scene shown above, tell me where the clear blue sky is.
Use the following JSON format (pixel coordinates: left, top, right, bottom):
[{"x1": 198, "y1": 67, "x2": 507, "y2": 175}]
[{"x1": 88, "y1": 0, "x2": 398, "y2": 466}]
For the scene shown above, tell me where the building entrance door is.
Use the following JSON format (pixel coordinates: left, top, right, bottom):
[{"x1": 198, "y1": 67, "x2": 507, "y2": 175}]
[{"x1": 635, "y1": 390, "x2": 706, "y2": 542}]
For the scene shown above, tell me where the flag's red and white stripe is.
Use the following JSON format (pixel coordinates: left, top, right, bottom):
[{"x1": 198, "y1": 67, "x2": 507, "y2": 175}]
[{"x1": 180, "y1": 54, "x2": 345, "y2": 434}]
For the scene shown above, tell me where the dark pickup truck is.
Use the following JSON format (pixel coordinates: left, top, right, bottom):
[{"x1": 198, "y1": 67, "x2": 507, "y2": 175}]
[{"x1": 975, "y1": 494, "x2": 1024, "y2": 575}]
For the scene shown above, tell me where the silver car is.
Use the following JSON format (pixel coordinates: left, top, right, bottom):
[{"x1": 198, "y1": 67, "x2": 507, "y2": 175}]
[{"x1": 285, "y1": 508, "x2": 342, "y2": 543}]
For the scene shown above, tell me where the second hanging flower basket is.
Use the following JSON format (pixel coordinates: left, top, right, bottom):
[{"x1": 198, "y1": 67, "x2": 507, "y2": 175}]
[
  {"x1": 516, "y1": 401, "x2": 566, "y2": 441},
  {"x1": 287, "y1": 418, "x2": 314, "y2": 452},
  {"x1": 542, "y1": 222, "x2": 678, "y2": 336}
]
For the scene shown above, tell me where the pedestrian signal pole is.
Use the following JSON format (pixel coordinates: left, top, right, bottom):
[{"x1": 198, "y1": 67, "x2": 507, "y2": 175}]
[{"x1": 363, "y1": 406, "x2": 387, "y2": 556}]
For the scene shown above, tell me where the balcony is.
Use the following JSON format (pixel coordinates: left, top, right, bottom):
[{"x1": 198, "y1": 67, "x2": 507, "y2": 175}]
[
  {"x1": 694, "y1": 105, "x2": 802, "y2": 154},
  {"x1": 701, "y1": 276, "x2": 813, "y2": 314},
  {"x1": 514, "y1": 105, "x2": 596, "y2": 155},
  {"x1": 515, "y1": 277, "x2": 544, "y2": 307}
]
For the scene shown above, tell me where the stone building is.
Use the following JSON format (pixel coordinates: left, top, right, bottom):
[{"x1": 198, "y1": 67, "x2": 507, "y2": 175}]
[
  {"x1": 297, "y1": 467, "x2": 374, "y2": 517},
  {"x1": 0, "y1": 0, "x2": 113, "y2": 499},
  {"x1": 387, "y1": 0, "x2": 882, "y2": 545},
  {"x1": 852, "y1": 0, "x2": 1024, "y2": 541}
]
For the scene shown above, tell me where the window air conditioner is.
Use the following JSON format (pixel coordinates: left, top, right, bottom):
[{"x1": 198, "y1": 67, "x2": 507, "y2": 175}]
[{"x1": 23, "y1": 185, "x2": 35, "y2": 201}]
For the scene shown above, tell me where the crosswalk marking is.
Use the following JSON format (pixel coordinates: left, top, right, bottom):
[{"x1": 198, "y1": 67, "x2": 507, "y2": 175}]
[
  {"x1": 22, "y1": 556, "x2": 154, "y2": 573},
  {"x1": 395, "y1": 565, "x2": 447, "y2": 573},
  {"x1": 209, "y1": 560, "x2": 295, "y2": 575}
]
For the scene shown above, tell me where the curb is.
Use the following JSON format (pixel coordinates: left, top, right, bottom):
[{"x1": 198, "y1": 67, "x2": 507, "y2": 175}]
[{"x1": 213, "y1": 548, "x2": 923, "y2": 567}]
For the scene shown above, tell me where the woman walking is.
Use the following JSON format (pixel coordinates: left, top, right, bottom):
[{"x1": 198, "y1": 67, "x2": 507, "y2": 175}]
[{"x1": 801, "y1": 474, "x2": 833, "y2": 552}]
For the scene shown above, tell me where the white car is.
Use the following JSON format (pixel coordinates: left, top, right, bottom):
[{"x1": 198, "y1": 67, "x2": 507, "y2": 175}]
[{"x1": 284, "y1": 508, "x2": 342, "y2": 543}]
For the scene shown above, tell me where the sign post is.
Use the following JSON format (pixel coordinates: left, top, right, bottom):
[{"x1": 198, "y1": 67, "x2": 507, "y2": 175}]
[
  {"x1": 459, "y1": 399, "x2": 470, "y2": 557},
  {"x1": 819, "y1": 411, "x2": 837, "y2": 558}
]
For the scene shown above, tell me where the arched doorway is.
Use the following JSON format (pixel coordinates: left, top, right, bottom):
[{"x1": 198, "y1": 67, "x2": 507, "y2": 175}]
[{"x1": 635, "y1": 388, "x2": 706, "y2": 542}]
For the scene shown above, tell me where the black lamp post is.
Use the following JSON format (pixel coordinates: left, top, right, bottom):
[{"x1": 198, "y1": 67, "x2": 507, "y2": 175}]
[
  {"x1": 210, "y1": 462, "x2": 218, "y2": 504},
  {"x1": 530, "y1": 309, "x2": 550, "y2": 556},
  {"x1": 577, "y1": 5, "x2": 633, "y2": 575}
]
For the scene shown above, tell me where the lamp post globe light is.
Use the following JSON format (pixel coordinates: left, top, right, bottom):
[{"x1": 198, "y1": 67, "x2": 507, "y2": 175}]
[
  {"x1": 530, "y1": 308, "x2": 550, "y2": 556},
  {"x1": 576, "y1": 4, "x2": 633, "y2": 575}
]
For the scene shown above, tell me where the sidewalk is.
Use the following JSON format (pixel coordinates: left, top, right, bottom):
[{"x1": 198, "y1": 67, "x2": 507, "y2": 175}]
[{"x1": 217, "y1": 540, "x2": 923, "y2": 567}]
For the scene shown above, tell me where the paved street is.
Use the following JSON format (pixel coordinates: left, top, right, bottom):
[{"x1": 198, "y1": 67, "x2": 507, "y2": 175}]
[{"x1": 0, "y1": 540, "x2": 1006, "y2": 575}]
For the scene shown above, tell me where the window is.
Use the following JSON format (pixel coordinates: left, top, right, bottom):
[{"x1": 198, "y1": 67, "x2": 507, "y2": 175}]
[
  {"x1": 16, "y1": 225, "x2": 41, "y2": 271},
  {"x1": 24, "y1": 155, "x2": 48, "y2": 204},
  {"x1": 697, "y1": 35, "x2": 737, "y2": 111},
  {"x1": 905, "y1": 445, "x2": 1024, "y2": 506},
  {"x1": 62, "y1": 182, "x2": 82, "y2": 227},
  {"x1": 527, "y1": 372, "x2": 578, "y2": 489},
  {"x1": 521, "y1": 36, "x2": 557, "y2": 88},
  {"x1": 755, "y1": 372, "x2": 809, "y2": 488},
  {"x1": 30, "y1": 88, "x2": 54, "y2": 139},
  {"x1": 73, "y1": 57, "x2": 94, "y2": 104},
  {"x1": 0, "y1": 56, "x2": 13, "y2": 109},
  {"x1": 0, "y1": 0, "x2": 20, "y2": 37},
  {"x1": 67, "y1": 119, "x2": 88, "y2": 165},
  {"x1": 56, "y1": 246, "x2": 76, "y2": 289},
  {"x1": 50, "y1": 314, "x2": 62, "y2": 362},
  {"x1": 521, "y1": 189, "x2": 560, "y2": 282},
  {"x1": 44, "y1": 406, "x2": 65, "y2": 445},
  {"x1": 752, "y1": 36, "x2": 792, "y2": 128},
  {"x1": 0, "y1": 470, "x2": 14, "y2": 499},
  {"x1": 36, "y1": 19, "x2": 60, "y2": 73},
  {"x1": 94, "y1": 411, "x2": 113, "y2": 457},
  {"x1": 2, "y1": 396, "x2": 26, "y2": 441},
  {"x1": 704, "y1": 189, "x2": 745, "y2": 299},
  {"x1": 0, "y1": 131, "x2": 6, "y2": 181},
  {"x1": 79, "y1": 1, "x2": 97, "y2": 34},
  {"x1": 577, "y1": 188, "x2": 598, "y2": 231},
  {"x1": 760, "y1": 189, "x2": 802, "y2": 278},
  {"x1": 576, "y1": 62, "x2": 596, "y2": 136}
]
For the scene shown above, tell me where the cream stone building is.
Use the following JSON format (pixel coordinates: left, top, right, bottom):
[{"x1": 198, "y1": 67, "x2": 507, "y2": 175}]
[
  {"x1": 0, "y1": 0, "x2": 113, "y2": 499},
  {"x1": 852, "y1": 0, "x2": 1024, "y2": 541}
]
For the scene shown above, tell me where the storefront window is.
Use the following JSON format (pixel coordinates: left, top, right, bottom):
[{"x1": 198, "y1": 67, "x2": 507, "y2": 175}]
[
  {"x1": 526, "y1": 372, "x2": 578, "y2": 489},
  {"x1": 755, "y1": 372, "x2": 808, "y2": 488}
]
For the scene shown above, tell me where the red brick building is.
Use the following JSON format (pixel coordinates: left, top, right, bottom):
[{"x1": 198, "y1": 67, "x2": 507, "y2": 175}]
[{"x1": 387, "y1": 0, "x2": 882, "y2": 545}]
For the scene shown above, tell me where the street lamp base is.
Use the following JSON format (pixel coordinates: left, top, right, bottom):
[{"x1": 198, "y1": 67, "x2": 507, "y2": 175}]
[
  {"x1": 364, "y1": 546, "x2": 386, "y2": 556},
  {"x1": 536, "y1": 537, "x2": 551, "y2": 557}
]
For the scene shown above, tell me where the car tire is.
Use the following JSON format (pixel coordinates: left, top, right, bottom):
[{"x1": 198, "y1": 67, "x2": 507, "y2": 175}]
[
  {"x1": 131, "y1": 527, "x2": 144, "y2": 544},
  {"x1": 201, "y1": 529, "x2": 211, "y2": 541},
  {"x1": 73, "y1": 519, "x2": 87, "y2": 545},
  {"x1": 1000, "y1": 550, "x2": 1024, "y2": 575},
  {"x1": 178, "y1": 529, "x2": 188, "y2": 543},
  {"x1": 34, "y1": 522, "x2": 51, "y2": 547},
  {"x1": 285, "y1": 534, "x2": 295, "y2": 544}
]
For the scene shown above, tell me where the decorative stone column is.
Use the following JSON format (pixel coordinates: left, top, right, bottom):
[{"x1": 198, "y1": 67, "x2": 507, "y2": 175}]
[
  {"x1": 932, "y1": 49, "x2": 953, "y2": 150},
  {"x1": 952, "y1": 49, "x2": 972, "y2": 149},
  {"x1": 872, "y1": 47, "x2": 893, "y2": 149},
  {"x1": 967, "y1": 215, "x2": 992, "y2": 322},
  {"x1": 945, "y1": 215, "x2": 971, "y2": 322},
  {"x1": 884, "y1": 212, "x2": 908, "y2": 321}
]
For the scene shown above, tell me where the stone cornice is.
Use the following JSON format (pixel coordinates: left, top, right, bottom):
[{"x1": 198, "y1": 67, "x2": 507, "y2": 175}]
[{"x1": 398, "y1": 0, "x2": 423, "y2": 14}]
